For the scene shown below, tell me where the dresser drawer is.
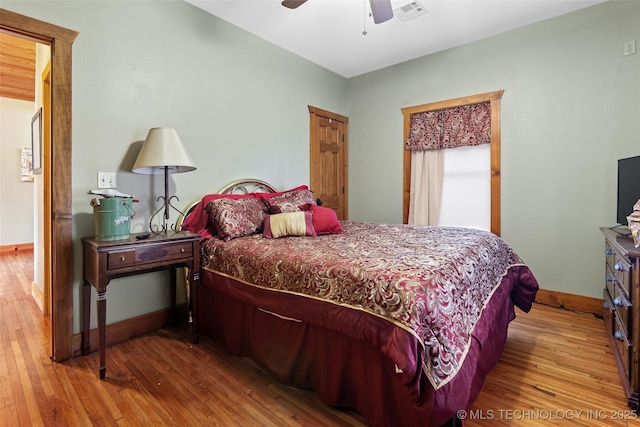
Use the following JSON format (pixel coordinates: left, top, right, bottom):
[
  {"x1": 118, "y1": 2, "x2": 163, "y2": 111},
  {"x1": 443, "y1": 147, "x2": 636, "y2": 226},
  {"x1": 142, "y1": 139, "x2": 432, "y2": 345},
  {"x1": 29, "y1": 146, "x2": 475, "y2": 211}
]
[
  {"x1": 604, "y1": 289, "x2": 616, "y2": 336},
  {"x1": 613, "y1": 310, "x2": 632, "y2": 379},
  {"x1": 605, "y1": 241, "x2": 617, "y2": 272},
  {"x1": 612, "y1": 282, "x2": 632, "y2": 338},
  {"x1": 611, "y1": 257, "x2": 631, "y2": 299},
  {"x1": 606, "y1": 291, "x2": 631, "y2": 379},
  {"x1": 605, "y1": 267, "x2": 616, "y2": 299},
  {"x1": 108, "y1": 251, "x2": 136, "y2": 269}
]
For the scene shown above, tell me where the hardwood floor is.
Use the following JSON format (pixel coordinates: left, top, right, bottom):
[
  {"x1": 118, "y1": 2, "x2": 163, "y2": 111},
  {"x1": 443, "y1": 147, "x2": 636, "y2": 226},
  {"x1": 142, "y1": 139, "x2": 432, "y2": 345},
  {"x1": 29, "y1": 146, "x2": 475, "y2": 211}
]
[{"x1": 1, "y1": 250, "x2": 635, "y2": 426}]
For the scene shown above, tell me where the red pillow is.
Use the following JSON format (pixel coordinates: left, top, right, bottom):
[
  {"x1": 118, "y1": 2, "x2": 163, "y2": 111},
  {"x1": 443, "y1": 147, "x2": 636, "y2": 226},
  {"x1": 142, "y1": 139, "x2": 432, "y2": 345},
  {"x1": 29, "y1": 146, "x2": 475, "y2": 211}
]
[
  {"x1": 181, "y1": 193, "x2": 258, "y2": 240},
  {"x1": 298, "y1": 204, "x2": 342, "y2": 235}
]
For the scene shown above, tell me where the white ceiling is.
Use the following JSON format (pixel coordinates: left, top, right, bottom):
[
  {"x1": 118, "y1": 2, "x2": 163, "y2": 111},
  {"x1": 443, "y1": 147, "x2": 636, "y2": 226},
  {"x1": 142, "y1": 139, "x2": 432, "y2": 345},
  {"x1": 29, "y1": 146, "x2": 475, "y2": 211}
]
[{"x1": 185, "y1": 0, "x2": 606, "y2": 78}]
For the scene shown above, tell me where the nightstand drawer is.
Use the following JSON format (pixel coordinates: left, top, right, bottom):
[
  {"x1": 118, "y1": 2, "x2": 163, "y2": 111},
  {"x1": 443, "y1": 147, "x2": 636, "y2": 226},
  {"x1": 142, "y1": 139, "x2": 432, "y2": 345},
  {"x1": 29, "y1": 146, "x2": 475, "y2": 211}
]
[
  {"x1": 108, "y1": 251, "x2": 136, "y2": 269},
  {"x1": 136, "y1": 242, "x2": 193, "y2": 265},
  {"x1": 171, "y1": 242, "x2": 193, "y2": 258}
]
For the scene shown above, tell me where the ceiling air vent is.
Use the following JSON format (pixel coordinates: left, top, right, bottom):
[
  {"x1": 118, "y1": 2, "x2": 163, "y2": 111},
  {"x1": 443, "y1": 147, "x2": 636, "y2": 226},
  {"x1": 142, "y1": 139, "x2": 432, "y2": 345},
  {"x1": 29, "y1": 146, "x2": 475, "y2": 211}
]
[{"x1": 394, "y1": 1, "x2": 428, "y2": 22}]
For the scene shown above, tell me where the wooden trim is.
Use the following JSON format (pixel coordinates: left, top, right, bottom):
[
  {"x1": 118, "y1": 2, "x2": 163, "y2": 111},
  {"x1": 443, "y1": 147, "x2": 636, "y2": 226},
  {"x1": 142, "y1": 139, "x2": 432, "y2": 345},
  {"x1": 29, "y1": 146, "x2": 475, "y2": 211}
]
[
  {"x1": 401, "y1": 90, "x2": 504, "y2": 116},
  {"x1": 402, "y1": 112, "x2": 412, "y2": 224},
  {"x1": 1, "y1": 8, "x2": 78, "y2": 363},
  {"x1": 42, "y1": 60, "x2": 52, "y2": 317},
  {"x1": 72, "y1": 305, "x2": 188, "y2": 357},
  {"x1": 308, "y1": 106, "x2": 348, "y2": 123},
  {"x1": 31, "y1": 281, "x2": 44, "y2": 312},
  {"x1": 0, "y1": 9, "x2": 78, "y2": 43},
  {"x1": 535, "y1": 288, "x2": 603, "y2": 315},
  {"x1": 489, "y1": 97, "x2": 501, "y2": 236},
  {"x1": 0, "y1": 243, "x2": 34, "y2": 253},
  {"x1": 401, "y1": 90, "x2": 504, "y2": 236}
]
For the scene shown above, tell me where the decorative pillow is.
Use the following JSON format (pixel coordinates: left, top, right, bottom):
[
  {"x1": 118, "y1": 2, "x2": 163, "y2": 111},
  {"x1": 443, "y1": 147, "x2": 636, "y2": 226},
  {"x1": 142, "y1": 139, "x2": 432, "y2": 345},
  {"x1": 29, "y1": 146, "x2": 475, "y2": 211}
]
[
  {"x1": 298, "y1": 204, "x2": 342, "y2": 235},
  {"x1": 181, "y1": 193, "x2": 258, "y2": 241},
  {"x1": 262, "y1": 189, "x2": 317, "y2": 214},
  {"x1": 629, "y1": 199, "x2": 640, "y2": 248},
  {"x1": 256, "y1": 185, "x2": 309, "y2": 200},
  {"x1": 205, "y1": 197, "x2": 267, "y2": 241},
  {"x1": 263, "y1": 211, "x2": 316, "y2": 239}
]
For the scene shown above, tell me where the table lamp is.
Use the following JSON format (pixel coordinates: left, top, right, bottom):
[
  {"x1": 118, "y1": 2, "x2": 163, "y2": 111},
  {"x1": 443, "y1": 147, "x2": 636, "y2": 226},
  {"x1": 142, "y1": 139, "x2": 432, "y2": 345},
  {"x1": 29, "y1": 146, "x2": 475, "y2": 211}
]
[{"x1": 132, "y1": 127, "x2": 196, "y2": 234}]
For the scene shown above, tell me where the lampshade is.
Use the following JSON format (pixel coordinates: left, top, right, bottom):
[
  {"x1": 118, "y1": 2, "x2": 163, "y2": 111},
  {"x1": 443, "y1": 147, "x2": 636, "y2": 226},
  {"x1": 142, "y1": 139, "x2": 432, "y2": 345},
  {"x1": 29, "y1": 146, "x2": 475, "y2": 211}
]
[{"x1": 132, "y1": 127, "x2": 196, "y2": 174}]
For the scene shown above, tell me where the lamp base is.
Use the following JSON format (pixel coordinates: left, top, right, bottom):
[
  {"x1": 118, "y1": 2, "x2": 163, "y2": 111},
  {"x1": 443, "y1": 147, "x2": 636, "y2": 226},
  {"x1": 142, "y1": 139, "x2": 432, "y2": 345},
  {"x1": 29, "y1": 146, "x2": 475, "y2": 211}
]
[{"x1": 149, "y1": 194, "x2": 187, "y2": 234}]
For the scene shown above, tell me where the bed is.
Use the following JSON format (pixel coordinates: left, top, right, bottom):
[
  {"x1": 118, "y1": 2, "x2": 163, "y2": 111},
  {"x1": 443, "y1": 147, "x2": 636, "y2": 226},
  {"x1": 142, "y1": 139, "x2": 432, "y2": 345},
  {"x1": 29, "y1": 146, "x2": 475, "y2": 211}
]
[{"x1": 180, "y1": 179, "x2": 539, "y2": 427}]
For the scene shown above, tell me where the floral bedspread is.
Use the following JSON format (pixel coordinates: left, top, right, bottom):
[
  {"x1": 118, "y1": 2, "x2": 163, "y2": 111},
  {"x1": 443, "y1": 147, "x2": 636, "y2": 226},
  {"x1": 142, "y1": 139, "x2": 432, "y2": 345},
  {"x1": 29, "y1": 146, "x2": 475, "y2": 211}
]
[{"x1": 201, "y1": 221, "x2": 532, "y2": 389}]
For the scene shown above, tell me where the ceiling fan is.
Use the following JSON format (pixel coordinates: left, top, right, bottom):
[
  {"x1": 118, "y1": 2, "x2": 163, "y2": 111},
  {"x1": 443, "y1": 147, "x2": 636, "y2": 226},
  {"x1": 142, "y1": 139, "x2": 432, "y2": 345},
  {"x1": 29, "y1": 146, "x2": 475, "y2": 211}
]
[{"x1": 281, "y1": 0, "x2": 394, "y2": 24}]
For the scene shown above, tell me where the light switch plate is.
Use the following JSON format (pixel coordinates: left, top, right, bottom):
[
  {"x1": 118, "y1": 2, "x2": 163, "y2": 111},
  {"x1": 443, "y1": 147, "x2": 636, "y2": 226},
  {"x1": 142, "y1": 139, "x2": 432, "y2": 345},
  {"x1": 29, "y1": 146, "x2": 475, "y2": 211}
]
[
  {"x1": 624, "y1": 40, "x2": 636, "y2": 56},
  {"x1": 97, "y1": 172, "x2": 117, "y2": 189}
]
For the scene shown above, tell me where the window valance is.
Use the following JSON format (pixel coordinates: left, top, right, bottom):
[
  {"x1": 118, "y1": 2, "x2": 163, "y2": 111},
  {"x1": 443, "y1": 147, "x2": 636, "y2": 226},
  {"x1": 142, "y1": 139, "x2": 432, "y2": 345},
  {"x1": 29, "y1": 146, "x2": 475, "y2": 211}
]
[{"x1": 405, "y1": 102, "x2": 491, "y2": 151}]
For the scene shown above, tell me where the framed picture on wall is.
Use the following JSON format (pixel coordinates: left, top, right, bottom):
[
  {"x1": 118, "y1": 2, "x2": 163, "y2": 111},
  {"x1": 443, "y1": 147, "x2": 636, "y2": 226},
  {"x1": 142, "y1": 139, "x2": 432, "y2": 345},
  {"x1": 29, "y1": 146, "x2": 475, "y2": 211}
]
[
  {"x1": 20, "y1": 148, "x2": 34, "y2": 182},
  {"x1": 31, "y1": 107, "x2": 42, "y2": 175}
]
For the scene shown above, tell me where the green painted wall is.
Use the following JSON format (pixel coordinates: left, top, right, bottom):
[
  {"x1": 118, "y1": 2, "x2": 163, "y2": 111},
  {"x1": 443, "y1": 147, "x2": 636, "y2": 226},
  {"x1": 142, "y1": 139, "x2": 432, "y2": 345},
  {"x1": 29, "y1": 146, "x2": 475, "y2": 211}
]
[{"x1": 348, "y1": 0, "x2": 640, "y2": 299}]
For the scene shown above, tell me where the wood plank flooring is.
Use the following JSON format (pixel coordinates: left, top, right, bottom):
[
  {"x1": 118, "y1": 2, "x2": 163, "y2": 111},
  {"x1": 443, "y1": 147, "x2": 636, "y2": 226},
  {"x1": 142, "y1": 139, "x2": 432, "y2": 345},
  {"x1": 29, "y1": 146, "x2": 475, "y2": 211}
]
[{"x1": 1, "y1": 250, "x2": 636, "y2": 426}]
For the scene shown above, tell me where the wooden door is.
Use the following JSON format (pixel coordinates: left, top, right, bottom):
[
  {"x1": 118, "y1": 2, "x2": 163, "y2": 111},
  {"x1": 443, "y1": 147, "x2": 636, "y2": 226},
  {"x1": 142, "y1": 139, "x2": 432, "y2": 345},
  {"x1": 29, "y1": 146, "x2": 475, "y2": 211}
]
[{"x1": 309, "y1": 106, "x2": 348, "y2": 220}]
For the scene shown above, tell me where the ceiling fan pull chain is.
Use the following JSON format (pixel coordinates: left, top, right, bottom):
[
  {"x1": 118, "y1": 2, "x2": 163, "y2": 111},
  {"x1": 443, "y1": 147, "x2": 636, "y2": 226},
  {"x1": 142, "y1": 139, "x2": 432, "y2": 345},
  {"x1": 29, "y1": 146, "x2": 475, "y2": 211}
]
[{"x1": 362, "y1": 0, "x2": 368, "y2": 35}]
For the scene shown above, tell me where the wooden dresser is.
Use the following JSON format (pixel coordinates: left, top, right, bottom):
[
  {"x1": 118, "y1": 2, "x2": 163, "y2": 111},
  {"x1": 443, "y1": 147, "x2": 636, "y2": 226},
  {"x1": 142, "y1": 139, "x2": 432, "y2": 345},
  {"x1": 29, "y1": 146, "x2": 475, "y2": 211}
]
[{"x1": 601, "y1": 227, "x2": 640, "y2": 410}]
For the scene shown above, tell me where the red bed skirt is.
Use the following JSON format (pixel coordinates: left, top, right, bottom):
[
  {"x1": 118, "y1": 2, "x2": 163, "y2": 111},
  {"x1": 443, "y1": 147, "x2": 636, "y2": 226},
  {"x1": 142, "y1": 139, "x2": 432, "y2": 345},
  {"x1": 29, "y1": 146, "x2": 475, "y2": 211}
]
[{"x1": 197, "y1": 266, "x2": 536, "y2": 426}]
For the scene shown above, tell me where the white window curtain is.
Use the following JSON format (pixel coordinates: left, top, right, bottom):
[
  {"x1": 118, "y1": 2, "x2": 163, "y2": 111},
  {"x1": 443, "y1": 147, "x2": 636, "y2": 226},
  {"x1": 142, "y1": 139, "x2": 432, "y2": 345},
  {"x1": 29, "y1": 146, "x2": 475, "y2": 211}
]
[{"x1": 408, "y1": 149, "x2": 444, "y2": 225}]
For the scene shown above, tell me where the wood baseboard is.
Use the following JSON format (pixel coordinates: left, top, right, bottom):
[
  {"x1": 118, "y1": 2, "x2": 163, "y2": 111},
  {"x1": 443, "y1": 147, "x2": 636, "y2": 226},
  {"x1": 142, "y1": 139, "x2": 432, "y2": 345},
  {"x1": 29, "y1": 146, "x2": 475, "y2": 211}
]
[
  {"x1": 31, "y1": 282, "x2": 44, "y2": 312},
  {"x1": 535, "y1": 288, "x2": 602, "y2": 315},
  {"x1": 73, "y1": 303, "x2": 190, "y2": 357},
  {"x1": 0, "y1": 243, "x2": 34, "y2": 253}
]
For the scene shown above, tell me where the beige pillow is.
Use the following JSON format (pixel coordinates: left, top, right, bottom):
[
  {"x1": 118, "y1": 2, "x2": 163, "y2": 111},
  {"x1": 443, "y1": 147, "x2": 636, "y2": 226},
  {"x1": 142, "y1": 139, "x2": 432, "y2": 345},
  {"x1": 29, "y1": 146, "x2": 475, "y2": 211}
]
[{"x1": 263, "y1": 211, "x2": 316, "y2": 238}]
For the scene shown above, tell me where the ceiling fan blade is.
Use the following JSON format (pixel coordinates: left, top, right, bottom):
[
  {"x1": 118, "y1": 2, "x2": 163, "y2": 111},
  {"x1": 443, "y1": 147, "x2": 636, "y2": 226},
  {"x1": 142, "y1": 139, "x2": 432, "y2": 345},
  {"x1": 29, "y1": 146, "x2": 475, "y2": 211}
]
[
  {"x1": 369, "y1": 0, "x2": 393, "y2": 24},
  {"x1": 282, "y1": 0, "x2": 308, "y2": 9}
]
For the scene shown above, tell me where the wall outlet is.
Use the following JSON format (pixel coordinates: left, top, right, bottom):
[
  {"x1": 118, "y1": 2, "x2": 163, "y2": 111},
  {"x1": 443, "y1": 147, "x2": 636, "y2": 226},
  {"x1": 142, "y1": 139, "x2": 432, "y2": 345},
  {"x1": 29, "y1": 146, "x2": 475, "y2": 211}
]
[
  {"x1": 624, "y1": 40, "x2": 636, "y2": 56},
  {"x1": 97, "y1": 172, "x2": 117, "y2": 189}
]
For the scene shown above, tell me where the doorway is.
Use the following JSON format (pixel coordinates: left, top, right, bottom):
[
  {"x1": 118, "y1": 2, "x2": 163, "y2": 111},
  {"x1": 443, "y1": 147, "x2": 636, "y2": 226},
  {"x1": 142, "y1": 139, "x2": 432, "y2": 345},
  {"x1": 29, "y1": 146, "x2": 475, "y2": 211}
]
[
  {"x1": 0, "y1": 33, "x2": 49, "y2": 311},
  {"x1": 308, "y1": 106, "x2": 349, "y2": 220},
  {"x1": 1, "y1": 9, "x2": 78, "y2": 362}
]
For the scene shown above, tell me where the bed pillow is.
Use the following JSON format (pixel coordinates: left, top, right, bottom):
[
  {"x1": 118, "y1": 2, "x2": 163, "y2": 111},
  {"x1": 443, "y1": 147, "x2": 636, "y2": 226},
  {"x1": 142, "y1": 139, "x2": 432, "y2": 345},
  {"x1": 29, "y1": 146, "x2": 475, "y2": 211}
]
[
  {"x1": 261, "y1": 189, "x2": 317, "y2": 214},
  {"x1": 205, "y1": 197, "x2": 267, "y2": 241},
  {"x1": 181, "y1": 193, "x2": 258, "y2": 240},
  {"x1": 298, "y1": 203, "x2": 342, "y2": 235},
  {"x1": 256, "y1": 185, "x2": 309, "y2": 200},
  {"x1": 263, "y1": 211, "x2": 316, "y2": 238}
]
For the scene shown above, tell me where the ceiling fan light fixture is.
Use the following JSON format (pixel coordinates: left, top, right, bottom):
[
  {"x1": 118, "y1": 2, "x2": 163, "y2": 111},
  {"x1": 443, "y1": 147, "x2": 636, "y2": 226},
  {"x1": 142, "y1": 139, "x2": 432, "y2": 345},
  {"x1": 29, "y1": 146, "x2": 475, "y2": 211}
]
[
  {"x1": 369, "y1": 0, "x2": 394, "y2": 24},
  {"x1": 282, "y1": 0, "x2": 307, "y2": 9}
]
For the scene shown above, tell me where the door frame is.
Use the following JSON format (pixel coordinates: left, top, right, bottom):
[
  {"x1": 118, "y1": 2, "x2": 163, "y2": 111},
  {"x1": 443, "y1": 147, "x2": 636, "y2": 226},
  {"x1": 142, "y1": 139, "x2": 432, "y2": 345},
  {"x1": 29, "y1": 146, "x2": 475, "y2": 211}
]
[
  {"x1": 308, "y1": 105, "x2": 349, "y2": 219},
  {"x1": 1, "y1": 9, "x2": 78, "y2": 362},
  {"x1": 42, "y1": 60, "x2": 52, "y2": 316}
]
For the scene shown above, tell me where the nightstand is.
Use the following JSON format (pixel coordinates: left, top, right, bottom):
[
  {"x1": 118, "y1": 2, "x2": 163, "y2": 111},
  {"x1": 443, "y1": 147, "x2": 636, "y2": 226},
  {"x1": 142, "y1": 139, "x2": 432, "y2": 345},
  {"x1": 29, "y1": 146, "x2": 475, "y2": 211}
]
[{"x1": 81, "y1": 231, "x2": 200, "y2": 379}]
